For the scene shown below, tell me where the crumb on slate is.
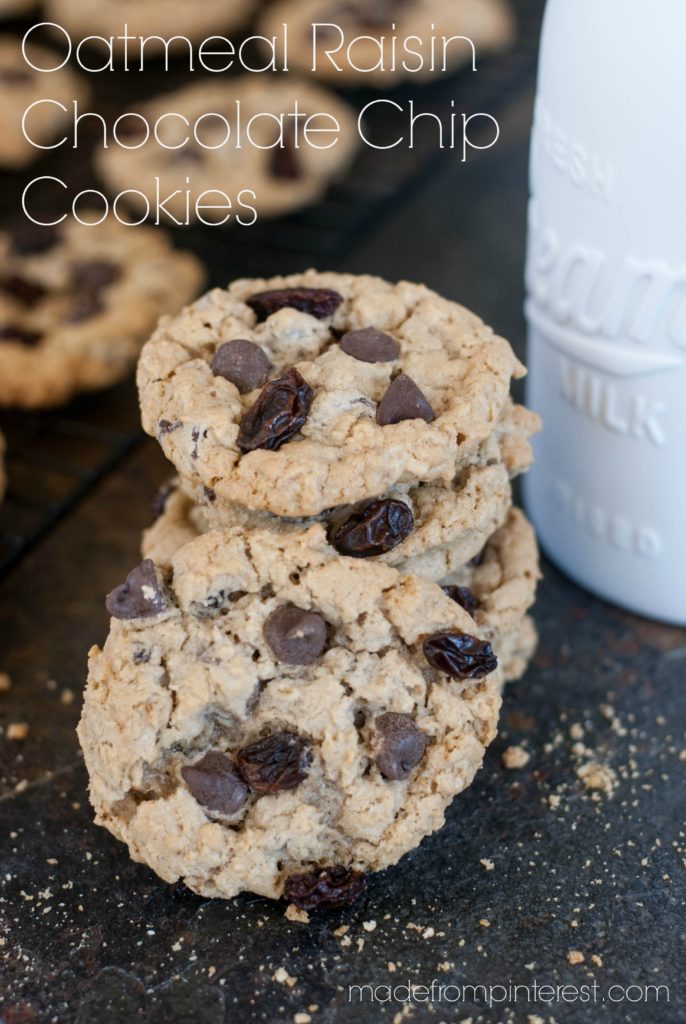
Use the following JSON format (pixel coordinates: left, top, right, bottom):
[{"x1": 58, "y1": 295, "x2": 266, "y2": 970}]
[
  {"x1": 7, "y1": 721, "x2": 29, "y2": 741},
  {"x1": 576, "y1": 760, "x2": 618, "y2": 796},
  {"x1": 568, "y1": 950, "x2": 585, "y2": 965},
  {"x1": 284, "y1": 903, "x2": 310, "y2": 925},
  {"x1": 502, "y1": 745, "x2": 530, "y2": 769},
  {"x1": 0, "y1": 671, "x2": 11, "y2": 692}
]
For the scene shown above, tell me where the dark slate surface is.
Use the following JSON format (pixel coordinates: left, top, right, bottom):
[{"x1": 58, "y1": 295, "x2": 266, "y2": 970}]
[{"x1": 1, "y1": 3, "x2": 685, "y2": 1022}]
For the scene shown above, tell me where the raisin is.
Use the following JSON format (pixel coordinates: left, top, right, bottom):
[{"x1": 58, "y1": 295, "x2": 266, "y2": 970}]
[
  {"x1": 423, "y1": 632, "x2": 498, "y2": 679},
  {"x1": 237, "y1": 368, "x2": 313, "y2": 453},
  {"x1": 283, "y1": 865, "x2": 365, "y2": 910},
  {"x1": 0, "y1": 274, "x2": 46, "y2": 306},
  {"x1": 9, "y1": 222, "x2": 58, "y2": 255},
  {"x1": 329, "y1": 499, "x2": 414, "y2": 557},
  {"x1": 441, "y1": 585, "x2": 478, "y2": 616},
  {"x1": 247, "y1": 287, "x2": 343, "y2": 323},
  {"x1": 236, "y1": 732, "x2": 312, "y2": 793},
  {"x1": 0, "y1": 325, "x2": 42, "y2": 346}
]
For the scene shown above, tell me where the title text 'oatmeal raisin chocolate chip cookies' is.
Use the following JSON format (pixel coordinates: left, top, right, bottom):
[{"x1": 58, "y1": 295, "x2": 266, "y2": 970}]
[
  {"x1": 137, "y1": 271, "x2": 528, "y2": 518},
  {"x1": 80, "y1": 525, "x2": 503, "y2": 903},
  {"x1": 0, "y1": 219, "x2": 204, "y2": 408},
  {"x1": 0, "y1": 37, "x2": 88, "y2": 169},
  {"x1": 45, "y1": 0, "x2": 257, "y2": 52},
  {"x1": 259, "y1": 0, "x2": 515, "y2": 87},
  {"x1": 97, "y1": 79, "x2": 359, "y2": 224}
]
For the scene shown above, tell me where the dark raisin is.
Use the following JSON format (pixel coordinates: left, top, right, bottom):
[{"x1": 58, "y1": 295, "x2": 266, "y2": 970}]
[
  {"x1": 284, "y1": 865, "x2": 365, "y2": 910},
  {"x1": 329, "y1": 499, "x2": 413, "y2": 558},
  {"x1": 423, "y1": 632, "x2": 498, "y2": 679},
  {"x1": 374, "y1": 713, "x2": 426, "y2": 780},
  {"x1": 237, "y1": 368, "x2": 313, "y2": 453},
  {"x1": 9, "y1": 222, "x2": 58, "y2": 255},
  {"x1": 0, "y1": 325, "x2": 42, "y2": 346},
  {"x1": 247, "y1": 287, "x2": 343, "y2": 323},
  {"x1": 0, "y1": 274, "x2": 46, "y2": 306},
  {"x1": 441, "y1": 585, "x2": 478, "y2": 616},
  {"x1": 236, "y1": 732, "x2": 312, "y2": 793},
  {"x1": 181, "y1": 752, "x2": 248, "y2": 817},
  {"x1": 271, "y1": 135, "x2": 301, "y2": 180}
]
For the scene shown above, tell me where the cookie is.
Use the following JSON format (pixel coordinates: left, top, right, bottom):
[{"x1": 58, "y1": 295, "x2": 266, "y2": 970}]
[
  {"x1": 138, "y1": 271, "x2": 533, "y2": 518},
  {"x1": 259, "y1": 0, "x2": 515, "y2": 87},
  {"x1": 45, "y1": 0, "x2": 257, "y2": 51},
  {"x1": 96, "y1": 78, "x2": 359, "y2": 224},
  {"x1": 0, "y1": 219, "x2": 204, "y2": 408},
  {"x1": 0, "y1": 37, "x2": 88, "y2": 169},
  {"x1": 144, "y1": 458, "x2": 515, "y2": 584},
  {"x1": 0, "y1": 0, "x2": 38, "y2": 17},
  {"x1": 80, "y1": 525, "x2": 504, "y2": 902}
]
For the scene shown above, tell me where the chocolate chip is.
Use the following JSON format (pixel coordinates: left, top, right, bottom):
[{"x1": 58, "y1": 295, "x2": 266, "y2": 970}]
[
  {"x1": 423, "y1": 632, "x2": 498, "y2": 680},
  {"x1": 247, "y1": 287, "x2": 343, "y2": 323},
  {"x1": 377, "y1": 373, "x2": 436, "y2": 426},
  {"x1": 151, "y1": 479, "x2": 178, "y2": 520},
  {"x1": 329, "y1": 499, "x2": 414, "y2": 558},
  {"x1": 70, "y1": 260, "x2": 121, "y2": 291},
  {"x1": 284, "y1": 866, "x2": 365, "y2": 910},
  {"x1": 66, "y1": 292, "x2": 105, "y2": 324},
  {"x1": 441, "y1": 585, "x2": 478, "y2": 616},
  {"x1": 339, "y1": 327, "x2": 400, "y2": 363},
  {"x1": 236, "y1": 732, "x2": 312, "y2": 793},
  {"x1": 9, "y1": 222, "x2": 58, "y2": 255},
  {"x1": 0, "y1": 325, "x2": 42, "y2": 346},
  {"x1": 0, "y1": 274, "x2": 46, "y2": 307},
  {"x1": 181, "y1": 752, "x2": 248, "y2": 817},
  {"x1": 158, "y1": 419, "x2": 182, "y2": 436},
  {"x1": 212, "y1": 339, "x2": 271, "y2": 394},
  {"x1": 264, "y1": 605, "x2": 328, "y2": 665},
  {"x1": 374, "y1": 712, "x2": 427, "y2": 780},
  {"x1": 271, "y1": 135, "x2": 301, "y2": 180},
  {"x1": 105, "y1": 560, "x2": 169, "y2": 620},
  {"x1": 237, "y1": 368, "x2": 313, "y2": 453}
]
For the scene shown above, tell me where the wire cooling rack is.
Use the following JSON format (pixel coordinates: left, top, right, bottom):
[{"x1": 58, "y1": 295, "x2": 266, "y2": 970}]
[{"x1": 0, "y1": 0, "x2": 544, "y2": 579}]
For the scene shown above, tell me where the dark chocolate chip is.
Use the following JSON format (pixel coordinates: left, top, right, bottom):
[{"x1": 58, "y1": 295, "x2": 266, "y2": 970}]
[
  {"x1": 329, "y1": 499, "x2": 414, "y2": 558},
  {"x1": 339, "y1": 327, "x2": 400, "y2": 363},
  {"x1": 247, "y1": 287, "x2": 343, "y2": 323},
  {"x1": 374, "y1": 712, "x2": 427, "y2": 780},
  {"x1": 151, "y1": 479, "x2": 178, "y2": 521},
  {"x1": 423, "y1": 632, "x2": 498, "y2": 680},
  {"x1": 236, "y1": 732, "x2": 312, "y2": 793},
  {"x1": 70, "y1": 260, "x2": 121, "y2": 291},
  {"x1": 271, "y1": 135, "x2": 301, "y2": 180},
  {"x1": 237, "y1": 368, "x2": 313, "y2": 453},
  {"x1": 264, "y1": 605, "x2": 327, "y2": 665},
  {"x1": 204, "y1": 486, "x2": 217, "y2": 504},
  {"x1": 441, "y1": 585, "x2": 478, "y2": 616},
  {"x1": 181, "y1": 752, "x2": 248, "y2": 817},
  {"x1": 377, "y1": 373, "x2": 436, "y2": 426},
  {"x1": 105, "y1": 559, "x2": 169, "y2": 620},
  {"x1": 0, "y1": 325, "x2": 42, "y2": 346},
  {"x1": 0, "y1": 274, "x2": 46, "y2": 307},
  {"x1": 9, "y1": 222, "x2": 58, "y2": 256},
  {"x1": 66, "y1": 292, "x2": 105, "y2": 324},
  {"x1": 212, "y1": 339, "x2": 271, "y2": 394},
  {"x1": 284, "y1": 866, "x2": 365, "y2": 910}
]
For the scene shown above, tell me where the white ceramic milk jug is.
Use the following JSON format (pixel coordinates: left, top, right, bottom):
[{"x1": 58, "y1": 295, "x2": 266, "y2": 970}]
[{"x1": 524, "y1": 0, "x2": 686, "y2": 625}]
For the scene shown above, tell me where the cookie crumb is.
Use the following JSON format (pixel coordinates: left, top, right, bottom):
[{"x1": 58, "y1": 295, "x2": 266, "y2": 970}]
[
  {"x1": 568, "y1": 950, "x2": 585, "y2": 965},
  {"x1": 362, "y1": 920, "x2": 377, "y2": 932},
  {"x1": 479, "y1": 919, "x2": 491, "y2": 928},
  {"x1": 294, "y1": 1014, "x2": 311, "y2": 1024},
  {"x1": 480, "y1": 858, "x2": 495, "y2": 871},
  {"x1": 591, "y1": 954, "x2": 603, "y2": 967},
  {"x1": 0, "y1": 671, "x2": 11, "y2": 692},
  {"x1": 60, "y1": 688, "x2": 75, "y2": 706},
  {"x1": 502, "y1": 745, "x2": 530, "y2": 769},
  {"x1": 273, "y1": 967, "x2": 297, "y2": 988},
  {"x1": 7, "y1": 722, "x2": 29, "y2": 741},
  {"x1": 576, "y1": 761, "x2": 617, "y2": 795},
  {"x1": 285, "y1": 903, "x2": 310, "y2": 925}
]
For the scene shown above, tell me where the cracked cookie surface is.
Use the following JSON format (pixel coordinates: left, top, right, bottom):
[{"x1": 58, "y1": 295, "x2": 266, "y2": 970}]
[
  {"x1": 0, "y1": 218, "x2": 204, "y2": 408},
  {"x1": 80, "y1": 525, "x2": 504, "y2": 901},
  {"x1": 138, "y1": 271, "x2": 534, "y2": 517}
]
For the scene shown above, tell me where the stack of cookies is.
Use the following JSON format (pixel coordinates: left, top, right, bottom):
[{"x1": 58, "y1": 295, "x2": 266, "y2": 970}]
[{"x1": 79, "y1": 272, "x2": 541, "y2": 908}]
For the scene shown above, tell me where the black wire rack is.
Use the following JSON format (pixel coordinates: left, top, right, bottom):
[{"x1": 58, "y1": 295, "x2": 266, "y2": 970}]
[{"x1": 0, "y1": 0, "x2": 544, "y2": 580}]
